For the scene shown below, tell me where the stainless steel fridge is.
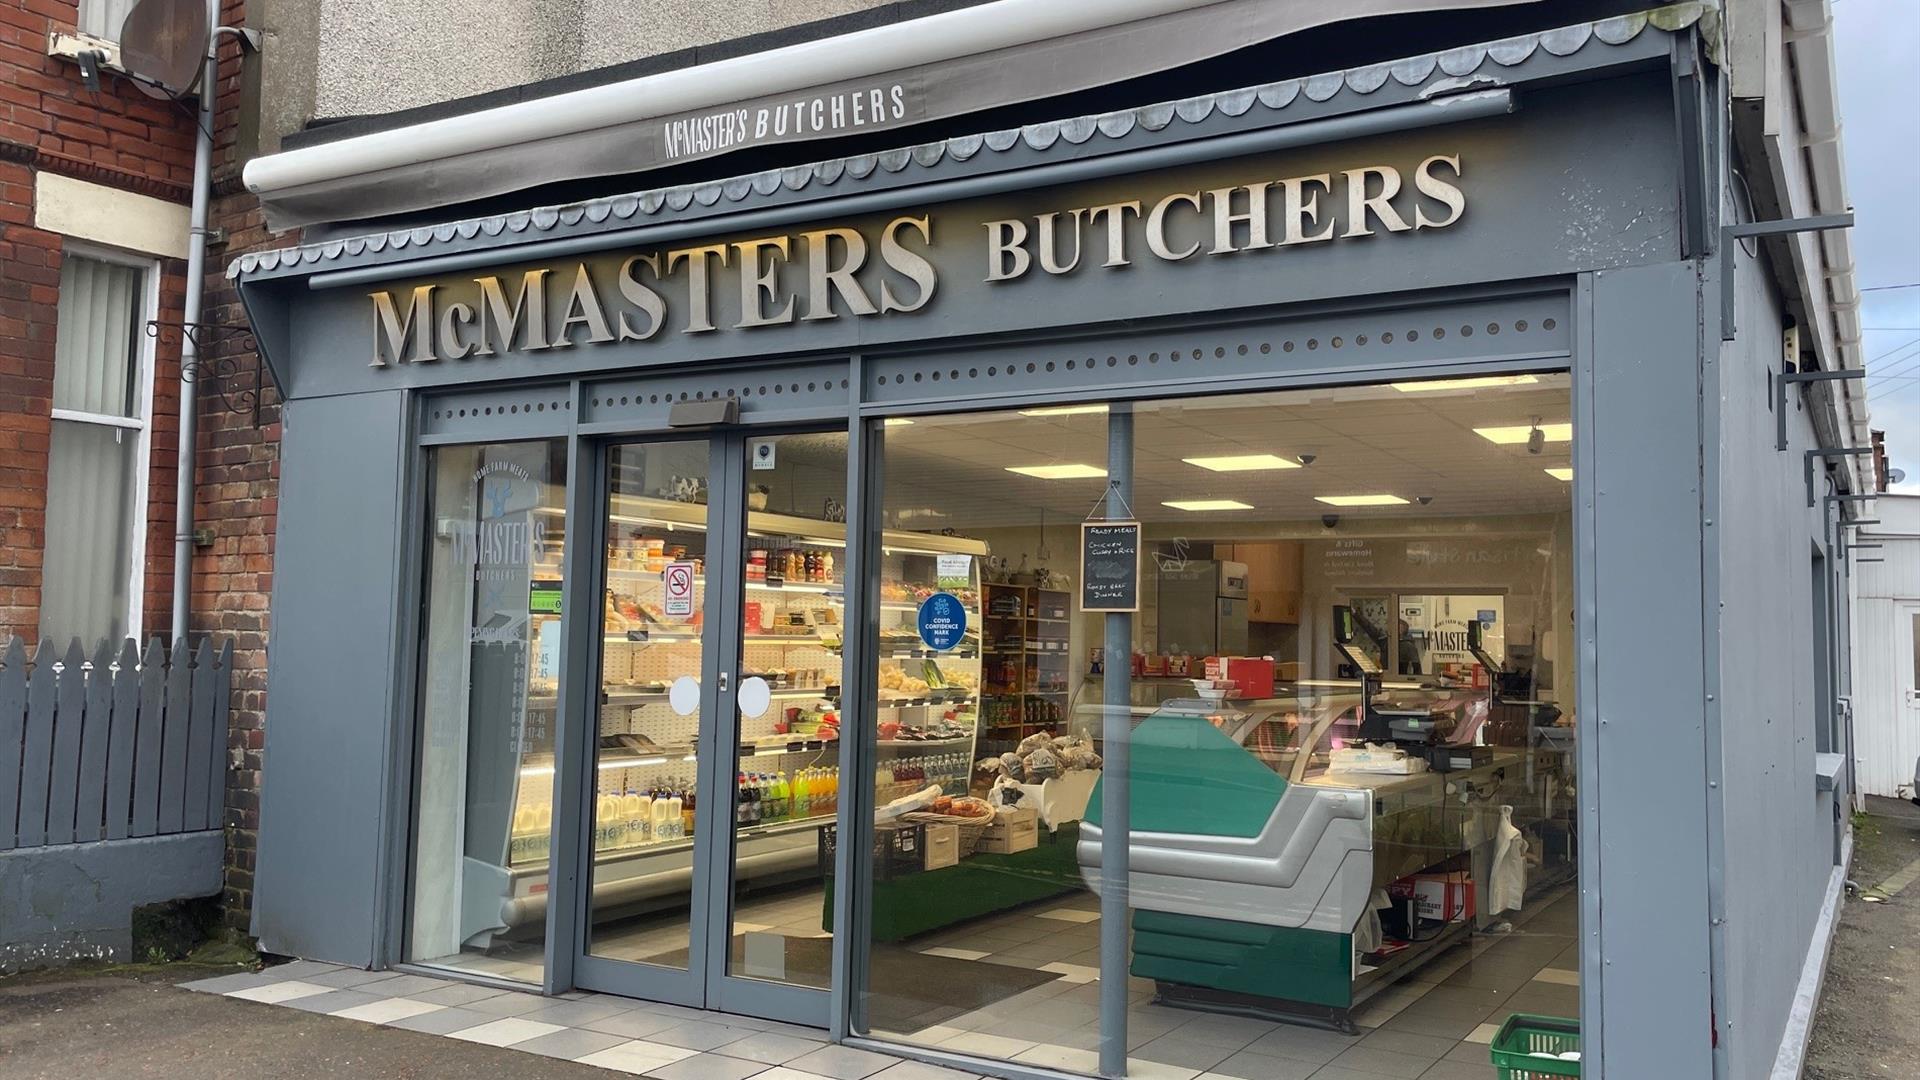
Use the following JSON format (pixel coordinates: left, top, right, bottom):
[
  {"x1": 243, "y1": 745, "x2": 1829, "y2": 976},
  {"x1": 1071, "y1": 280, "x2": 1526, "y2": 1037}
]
[{"x1": 1155, "y1": 560, "x2": 1250, "y2": 657}]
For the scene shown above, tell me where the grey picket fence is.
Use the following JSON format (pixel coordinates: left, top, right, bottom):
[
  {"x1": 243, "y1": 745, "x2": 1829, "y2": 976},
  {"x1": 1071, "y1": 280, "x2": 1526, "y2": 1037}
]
[{"x1": 0, "y1": 637, "x2": 230, "y2": 852}]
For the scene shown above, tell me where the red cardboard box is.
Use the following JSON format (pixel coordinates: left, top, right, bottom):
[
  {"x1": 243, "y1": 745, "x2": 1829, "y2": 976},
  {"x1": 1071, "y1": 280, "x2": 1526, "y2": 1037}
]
[
  {"x1": 1206, "y1": 656, "x2": 1275, "y2": 699},
  {"x1": 1392, "y1": 871, "x2": 1474, "y2": 923}
]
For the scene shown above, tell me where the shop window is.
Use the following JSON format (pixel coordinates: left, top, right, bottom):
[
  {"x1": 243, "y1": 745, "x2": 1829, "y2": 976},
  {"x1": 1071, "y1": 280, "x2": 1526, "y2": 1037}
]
[
  {"x1": 406, "y1": 439, "x2": 567, "y2": 983},
  {"x1": 858, "y1": 375, "x2": 1579, "y2": 1075},
  {"x1": 38, "y1": 248, "x2": 155, "y2": 648}
]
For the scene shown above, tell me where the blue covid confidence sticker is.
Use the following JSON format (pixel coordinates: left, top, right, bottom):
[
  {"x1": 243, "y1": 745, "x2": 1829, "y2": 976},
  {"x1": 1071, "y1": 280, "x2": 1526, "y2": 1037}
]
[{"x1": 917, "y1": 592, "x2": 967, "y2": 652}]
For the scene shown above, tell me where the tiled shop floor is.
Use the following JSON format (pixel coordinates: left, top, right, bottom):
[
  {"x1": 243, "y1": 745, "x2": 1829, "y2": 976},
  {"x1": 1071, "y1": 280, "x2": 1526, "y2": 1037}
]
[
  {"x1": 218, "y1": 888, "x2": 1579, "y2": 1079},
  {"x1": 183, "y1": 969, "x2": 971, "y2": 1080},
  {"x1": 867, "y1": 888, "x2": 1583, "y2": 1080}
]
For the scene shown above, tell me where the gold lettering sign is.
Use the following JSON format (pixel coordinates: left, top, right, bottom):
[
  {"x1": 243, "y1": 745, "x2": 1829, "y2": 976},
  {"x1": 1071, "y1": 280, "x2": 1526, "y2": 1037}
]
[{"x1": 368, "y1": 156, "x2": 1464, "y2": 367}]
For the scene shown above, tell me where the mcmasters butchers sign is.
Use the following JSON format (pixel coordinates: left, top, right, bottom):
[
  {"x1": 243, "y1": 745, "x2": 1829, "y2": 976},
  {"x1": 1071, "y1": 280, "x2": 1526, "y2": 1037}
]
[{"x1": 367, "y1": 155, "x2": 1466, "y2": 367}]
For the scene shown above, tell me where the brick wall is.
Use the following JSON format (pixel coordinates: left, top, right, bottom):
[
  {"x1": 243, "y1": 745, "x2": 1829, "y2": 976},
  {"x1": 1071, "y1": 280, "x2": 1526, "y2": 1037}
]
[
  {"x1": 0, "y1": 0, "x2": 280, "y2": 925},
  {"x1": 0, "y1": 0, "x2": 196, "y2": 649},
  {"x1": 193, "y1": 0, "x2": 284, "y2": 922}
]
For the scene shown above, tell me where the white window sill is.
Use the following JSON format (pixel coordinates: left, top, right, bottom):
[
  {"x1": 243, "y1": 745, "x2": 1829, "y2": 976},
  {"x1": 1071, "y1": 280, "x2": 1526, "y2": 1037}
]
[{"x1": 47, "y1": 30, "x2": 124, "y2": 72}]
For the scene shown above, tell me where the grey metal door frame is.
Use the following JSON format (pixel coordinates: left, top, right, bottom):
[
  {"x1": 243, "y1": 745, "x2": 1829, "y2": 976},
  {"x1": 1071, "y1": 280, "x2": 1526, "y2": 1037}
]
[{"x1": 564, "y1": 419, "x2": 838, "y2": 1028}]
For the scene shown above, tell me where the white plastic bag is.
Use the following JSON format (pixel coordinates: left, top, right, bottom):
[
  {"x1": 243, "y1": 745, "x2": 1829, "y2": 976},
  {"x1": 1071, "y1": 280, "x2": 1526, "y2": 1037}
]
[
  {"x1": 1353, "y1": 889, "x2": 1391, "y2": 955},
  {"x1": 1490, "y1": 805, "x2": 1528, "y2": 914}
]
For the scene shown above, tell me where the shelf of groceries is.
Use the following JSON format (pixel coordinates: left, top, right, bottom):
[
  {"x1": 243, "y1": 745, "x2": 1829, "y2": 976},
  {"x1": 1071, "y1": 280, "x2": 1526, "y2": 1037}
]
[{"x1": 503, "y1": 500, "x2": 991, "y2": 883}]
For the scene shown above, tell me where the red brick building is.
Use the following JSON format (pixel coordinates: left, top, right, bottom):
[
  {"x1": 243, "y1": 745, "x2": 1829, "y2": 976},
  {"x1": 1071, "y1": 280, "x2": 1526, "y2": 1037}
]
[{"x1": 0, "y1": 0, "x2": 276, "y2": 920}]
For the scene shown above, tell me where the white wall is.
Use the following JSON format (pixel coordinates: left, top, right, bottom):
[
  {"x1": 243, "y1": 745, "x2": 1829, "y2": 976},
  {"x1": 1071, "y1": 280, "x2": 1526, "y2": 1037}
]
[
  {"x1": 1850, "y1": 494, "x2": 1920, "y2": 796},
  {"x1": 314, "y1": 0, "x2": 894, "y2": 118}
]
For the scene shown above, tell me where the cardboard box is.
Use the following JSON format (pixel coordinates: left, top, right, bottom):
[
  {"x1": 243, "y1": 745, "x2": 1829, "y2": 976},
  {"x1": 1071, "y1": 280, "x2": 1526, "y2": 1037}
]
[
  {"x1": 1391, "y1": 871, "x2": 1474, "y2": 923},
  {"x1": 1206, "y1": 656, "x2": 1275, "y2": 698},
  {"x1": 921, "y1": 823, "x2": 960, "y2": 870},
  {"x1": 978, "y1": 807, "x2": 1039, "y2": 854}
]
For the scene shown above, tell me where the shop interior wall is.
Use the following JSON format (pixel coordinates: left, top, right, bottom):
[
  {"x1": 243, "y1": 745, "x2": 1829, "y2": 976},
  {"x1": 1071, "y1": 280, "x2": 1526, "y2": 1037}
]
[
  {"x1": 251, "y1": 390, "x2": 413, "y2": 965},
  {"x1": 1710, "y1": 238, "x2": 1846, "y2": 1077}
]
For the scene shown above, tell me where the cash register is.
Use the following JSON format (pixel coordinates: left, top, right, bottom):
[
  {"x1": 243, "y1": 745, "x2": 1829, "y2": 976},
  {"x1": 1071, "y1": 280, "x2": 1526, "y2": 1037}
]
[{"x1": 1333, "y1": 605, "x2": 1439, "y2": 746}]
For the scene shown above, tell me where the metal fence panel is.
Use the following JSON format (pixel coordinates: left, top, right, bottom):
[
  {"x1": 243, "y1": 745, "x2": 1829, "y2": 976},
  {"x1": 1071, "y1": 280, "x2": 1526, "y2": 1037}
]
[
  {"x1": 0, "y1": 639, "x2": 27, "y2": 848},
  {"x1": 17, "y1": 642, "x2": 58, "y2": 848},
  {"x1": 45, "y1": 639, "x2": 88, "y2": 846},
  {"x1": 157, "y1": 640, "x2": 192, "y2": 835},
  {"x1": 104, "y1": 639, "x2": 141, "y2": 842},
  {"x1": 0, "y1": 637, "x2": 230, "y2": 852},
  {"x1": 74, "y1": 639, "x2": 116, "y2": 843},
  {"x1": 131, "y1": 638, "x2": 166, "y2": 839}
]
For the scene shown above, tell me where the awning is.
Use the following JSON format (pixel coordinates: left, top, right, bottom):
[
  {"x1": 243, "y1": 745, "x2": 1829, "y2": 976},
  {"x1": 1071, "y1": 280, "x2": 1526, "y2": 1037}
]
[{"x1": 243, "y1": 0, "x2": 1526, "y2": 231}]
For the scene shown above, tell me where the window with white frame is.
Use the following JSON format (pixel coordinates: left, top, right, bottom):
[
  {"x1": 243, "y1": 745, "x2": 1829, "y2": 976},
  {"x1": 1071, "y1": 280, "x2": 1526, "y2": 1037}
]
[
  {"x1": 39, "y1": 247, "x2": 157, "y2": 649},
  {"x1": 77, "y1": 0, "x2": 140, "y2": 41}
]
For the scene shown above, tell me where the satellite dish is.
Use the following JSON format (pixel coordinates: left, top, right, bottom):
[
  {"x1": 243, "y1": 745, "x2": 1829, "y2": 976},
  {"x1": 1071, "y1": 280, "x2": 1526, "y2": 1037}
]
[
  {"x1": 1890, "y1": 467, "x2": 1907, "y2": 485},
  {"x1": 118, "y1": 0, "x2": 210, "y2": 99}
]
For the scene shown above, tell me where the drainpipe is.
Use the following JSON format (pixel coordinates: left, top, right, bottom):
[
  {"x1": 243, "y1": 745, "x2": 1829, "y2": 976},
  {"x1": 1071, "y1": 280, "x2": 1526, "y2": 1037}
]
[{"x1": 170, "y1": 1, "x2": 219, "y2": 645}]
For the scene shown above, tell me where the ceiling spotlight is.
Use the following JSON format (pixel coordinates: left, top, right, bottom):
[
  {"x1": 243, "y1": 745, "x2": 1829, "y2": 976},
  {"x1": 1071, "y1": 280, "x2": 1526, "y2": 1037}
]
[
  {"x1": 1297, "y1": 453, "x2": 1317, "y2": 467},
  {"x1": 1527, "y1": 418, "x2": 1546, "y2": 456},
  {"x1": 1416, "y1": 496, "x2": 1434, "y2": 506}
]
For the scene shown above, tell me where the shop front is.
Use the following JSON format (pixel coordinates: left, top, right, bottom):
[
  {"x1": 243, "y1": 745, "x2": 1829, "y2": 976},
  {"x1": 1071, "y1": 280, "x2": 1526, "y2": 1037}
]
[{"x1": 233, "y1": 8, "x2": 1855, "y2": 1078}]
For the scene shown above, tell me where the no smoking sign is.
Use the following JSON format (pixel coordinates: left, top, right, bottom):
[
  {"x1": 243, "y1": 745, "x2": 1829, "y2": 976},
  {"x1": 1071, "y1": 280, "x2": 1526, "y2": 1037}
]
[{"x1": 663, "y1": 561, "x2": 696, "y2": 617}]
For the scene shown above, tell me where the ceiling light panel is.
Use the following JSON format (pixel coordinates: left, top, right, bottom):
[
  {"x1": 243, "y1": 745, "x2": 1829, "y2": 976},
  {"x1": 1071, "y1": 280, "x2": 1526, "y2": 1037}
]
[
  {"x1": 1005, "y1": 463, "x2": 1108, "y2": 480},
  {"x1": 1474, "y1": 422, "x2": 1573, "y2": 444},
  {"x1": 1391, "y1": 375, "x2": 1540, "y2": 393},
  {"x1": 1182, "y1": 454, "x2": 1302, "y2": 472},
  {"x1": 1314, "y1": 494, "x2": 1410, "y2": 507},
  {"x1": 1544, "y1": 467, "x2": 1574, "y2": 481},
  {"x1": 1163, "y1": 499, "x2": 1254, "y2": 512},
  {"x1": 1017, "y1": 404, "x2": 1109, "y2": 417}
]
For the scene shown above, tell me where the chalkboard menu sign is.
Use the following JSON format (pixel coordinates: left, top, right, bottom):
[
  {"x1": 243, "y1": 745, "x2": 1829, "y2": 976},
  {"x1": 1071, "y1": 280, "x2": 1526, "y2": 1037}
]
[{"x1": 1081, "y1": 521, "x2": 1141, "y2": 613}]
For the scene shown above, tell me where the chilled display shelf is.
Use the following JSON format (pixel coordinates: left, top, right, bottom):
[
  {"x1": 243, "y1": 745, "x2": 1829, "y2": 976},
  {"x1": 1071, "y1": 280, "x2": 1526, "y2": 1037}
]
[
  {"x1": 876, "y1": 736, "x2": 973, "y2": 748},
  {"x1": 876, "y1": 648, "x2": 979, "y2": 659},
  {"x1": 874, "y1": 695, "x2": 976, "y2": 709},
  {"x1": 574, "y1": 494, "x2": 990, "y2": 556},
  {"x1": 606, "y1": 631, "x2": 836, "y2": 645},
  {"x1": 509, "y1": 812, "x2": 836, "y2": 875},
  {"x1": 607, "y1": 570, "x2": 842, "y2": 596}
]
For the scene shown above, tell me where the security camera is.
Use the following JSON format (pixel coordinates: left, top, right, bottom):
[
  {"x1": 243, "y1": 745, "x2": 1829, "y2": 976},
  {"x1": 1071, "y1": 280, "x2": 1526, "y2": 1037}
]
[
  {"x1": 1527, "y1": 420, "x2": 1545, "y2": 456},
  {"x1": 1321, "y1": 513, "x2": 1340, "y2": 529},
  {"x1": 1297, "y1": 454, "x2": 1317, "y2": 467}
]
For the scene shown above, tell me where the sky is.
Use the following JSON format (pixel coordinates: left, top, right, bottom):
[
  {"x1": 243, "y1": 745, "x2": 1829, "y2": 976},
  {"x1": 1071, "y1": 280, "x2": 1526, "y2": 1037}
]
[{"x1": 1833, "y1": 0, "x2": 1920, "y2": 490}]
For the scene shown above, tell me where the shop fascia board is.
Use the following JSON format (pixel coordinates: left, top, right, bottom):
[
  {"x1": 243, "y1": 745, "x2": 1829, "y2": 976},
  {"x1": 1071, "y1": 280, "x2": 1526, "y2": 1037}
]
[{"x1": 229, "y1": 7, "x2": 1706, "y2": 290}]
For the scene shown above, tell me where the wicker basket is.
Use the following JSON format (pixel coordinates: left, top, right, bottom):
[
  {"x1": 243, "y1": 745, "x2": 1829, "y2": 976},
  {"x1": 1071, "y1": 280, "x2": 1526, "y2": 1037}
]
[{"x1": 903, "y1": 812, "x2": 993, "y2": 856}]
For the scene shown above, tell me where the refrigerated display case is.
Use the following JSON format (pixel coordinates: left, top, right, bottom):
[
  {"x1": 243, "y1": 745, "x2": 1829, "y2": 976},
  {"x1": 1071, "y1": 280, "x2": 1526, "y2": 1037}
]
[{"x1": 494, "y1": 495, "x2": 986, "y2": 928}]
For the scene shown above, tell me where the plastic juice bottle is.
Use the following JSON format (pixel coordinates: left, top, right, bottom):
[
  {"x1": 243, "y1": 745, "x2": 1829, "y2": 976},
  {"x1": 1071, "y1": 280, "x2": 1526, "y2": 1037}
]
[
  {"x1": 793, "y1": 769, "x2": 812, "y2": 818},
  {"x1": 633, "y1": 787, "x2": 656, "y2": 845},
  {"x1": 652, "y1": 791, "x2": 677, "y2": 840},
  {"x1": 596, "y1": 792, "x2": 620, "y2": 851},
  {"x1": 682, "y1": 785, "x2": 696, "y2": 838},
  {"x1": 532, "y1": 802, "x2": 551, "y2": 861}
]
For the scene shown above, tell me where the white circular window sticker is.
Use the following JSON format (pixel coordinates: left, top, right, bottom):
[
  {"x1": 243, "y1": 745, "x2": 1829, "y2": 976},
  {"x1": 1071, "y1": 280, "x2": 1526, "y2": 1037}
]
[
  {"x1": 668, "y1": 675, "x2": 701, "y2": 717},
  {"x1": 738, "y1": 676, "x2": 772, "y2": 718}
]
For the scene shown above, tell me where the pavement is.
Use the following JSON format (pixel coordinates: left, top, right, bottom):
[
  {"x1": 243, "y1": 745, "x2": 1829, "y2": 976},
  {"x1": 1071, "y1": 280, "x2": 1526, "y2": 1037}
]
[
  {"x1": 0, "y1": 966, "x2": 621, "y2": 1078},
  {"x1": 1806, "y1": 796, "x2": 1920, "y2": 1080}
]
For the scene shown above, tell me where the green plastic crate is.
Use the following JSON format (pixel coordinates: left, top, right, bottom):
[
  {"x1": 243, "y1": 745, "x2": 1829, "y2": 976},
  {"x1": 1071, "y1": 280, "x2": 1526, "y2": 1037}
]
[{"x1": 1490, "y1": 1013, "x2": 1581, "y2": 1078}]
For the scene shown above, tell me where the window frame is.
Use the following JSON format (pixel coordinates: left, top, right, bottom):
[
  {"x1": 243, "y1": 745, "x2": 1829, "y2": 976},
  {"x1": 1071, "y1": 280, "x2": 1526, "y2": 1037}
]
[{"x1": 49, "y1": 238, "x2": 161, "y2": 644}]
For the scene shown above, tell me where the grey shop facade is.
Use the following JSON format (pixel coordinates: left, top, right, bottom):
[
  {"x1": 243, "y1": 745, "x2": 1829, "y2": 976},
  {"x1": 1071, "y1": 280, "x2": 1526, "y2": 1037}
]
[{"x1": 232, "y1": 10, "x2": 1857, "y2": 1080}]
